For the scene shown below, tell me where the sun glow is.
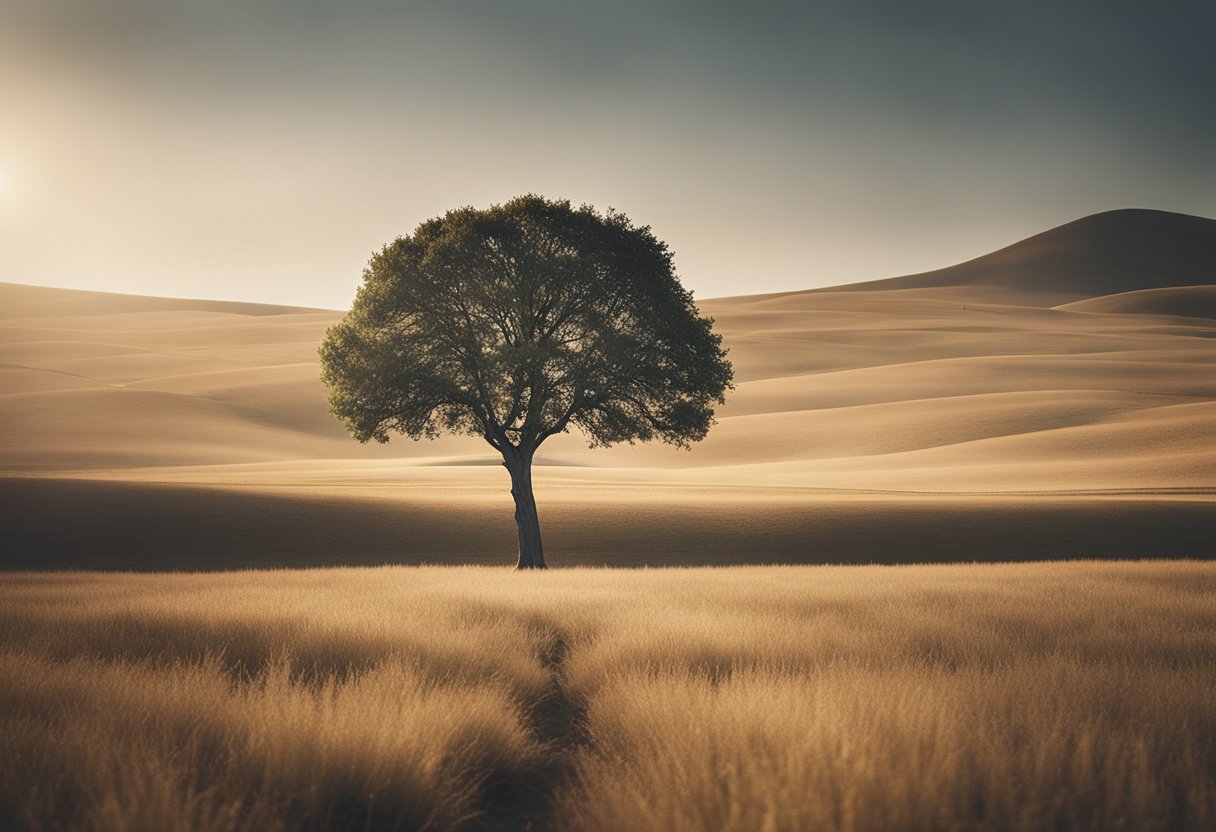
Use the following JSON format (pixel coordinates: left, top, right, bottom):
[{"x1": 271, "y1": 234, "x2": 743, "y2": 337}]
[{"x1": 0, "y1": 160, "x2": 16, "y2": 207}]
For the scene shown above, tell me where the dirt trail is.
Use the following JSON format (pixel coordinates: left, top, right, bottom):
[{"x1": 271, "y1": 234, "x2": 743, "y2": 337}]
[{"x1": 474, "y1": 634, "x2": 587, "y2": 831}]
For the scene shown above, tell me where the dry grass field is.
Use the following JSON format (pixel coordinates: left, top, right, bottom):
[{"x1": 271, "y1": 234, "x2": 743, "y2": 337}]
[{"x1": 3, "y1": 562, "x2": 1214, "y2": 831}]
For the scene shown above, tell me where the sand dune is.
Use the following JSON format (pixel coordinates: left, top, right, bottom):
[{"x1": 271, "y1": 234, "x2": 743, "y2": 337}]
[
  {"x1": 0, "y1": 281, "x2": 319, "y2": 318},
  {"x1": 2, "y1": 209, "x2": 1213, "y2": 566},
  {"x1": 1058, "y1": 285, "x2": 1216, "y2": 319},
  {"x1": 823, "y1": 208, "x2": 1216, "y2": 304}
]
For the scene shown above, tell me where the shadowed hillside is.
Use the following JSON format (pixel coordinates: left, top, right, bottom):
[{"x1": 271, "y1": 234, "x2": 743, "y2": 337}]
[
  {"x1": 1059, "y1": 285, "x2": 1216, "y2": 319},
  {"x1": 2, "y1": 209, "x2": 1213, "y2": 568},
  {"x1": 822, "y1": 209, "x2": 1216, "y2": 304}
]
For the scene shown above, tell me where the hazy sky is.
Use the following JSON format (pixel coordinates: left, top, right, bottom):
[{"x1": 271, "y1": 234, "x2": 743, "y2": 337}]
[{"x1": 2, "y1": 1, "x2": 1213, "y2": 308}]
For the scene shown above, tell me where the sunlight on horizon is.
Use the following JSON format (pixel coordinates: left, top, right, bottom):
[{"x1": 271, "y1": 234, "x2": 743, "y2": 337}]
[{"x1": 0, "y1": 161, "x2": 12, "y2": 205}]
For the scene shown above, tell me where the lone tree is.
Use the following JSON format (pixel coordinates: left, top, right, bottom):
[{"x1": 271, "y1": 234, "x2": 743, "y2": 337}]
[{"x1": 319, "y1": 195, "x2": 733, "y2": 569}]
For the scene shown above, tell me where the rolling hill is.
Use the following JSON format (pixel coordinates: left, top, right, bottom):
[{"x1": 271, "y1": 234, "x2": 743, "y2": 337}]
[
  {"x1": 825, "y1": 208, "x2": 1216, "y2": 304},
  {"x1": 2, "y1": 209, "x2": 1214, "y2": 567}
]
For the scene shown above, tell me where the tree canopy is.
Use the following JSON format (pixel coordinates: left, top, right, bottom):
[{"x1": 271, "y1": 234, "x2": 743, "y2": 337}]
[{"x1": 320, "y1": 195, "x2": 733, "y2": 567}]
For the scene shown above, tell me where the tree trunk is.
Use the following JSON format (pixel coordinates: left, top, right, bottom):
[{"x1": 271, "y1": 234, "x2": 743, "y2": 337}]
[{"x1": 504, "y1": 448, "x2": 546, "y2": 569}]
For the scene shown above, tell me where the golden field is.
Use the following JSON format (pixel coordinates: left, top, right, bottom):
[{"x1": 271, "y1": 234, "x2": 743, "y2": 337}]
[{"x1": 3, "y1": 562, "x2": 1214, "y2": 831}]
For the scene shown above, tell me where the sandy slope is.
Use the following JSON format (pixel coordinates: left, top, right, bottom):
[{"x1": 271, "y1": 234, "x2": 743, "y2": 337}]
[
  {"x1": 1058, "y1": 285, "x2": 1216, "y2": 319},
  {"x1": 827, "y1": 208, "x2": 1216, "y2": 303},
  {"x1": 2, "y1": 209, "x2": 1214, "y2": 567}
]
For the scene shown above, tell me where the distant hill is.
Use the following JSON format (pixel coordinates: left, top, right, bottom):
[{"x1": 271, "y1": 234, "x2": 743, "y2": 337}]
[
  {"x1": 1058, "y1": 285, "x2": 1216, "y2": 319},
  {"x1": 0, "y1": 282, "x2": 321, "y2": 318},
  {"x1": 822, "y1": 209, "x2": 1216, "y2": 305}
]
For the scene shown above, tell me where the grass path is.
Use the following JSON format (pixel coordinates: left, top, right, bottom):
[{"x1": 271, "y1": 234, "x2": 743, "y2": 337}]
[{"x1": 476, "y1": 633, "x2": 588, "y2": 831}]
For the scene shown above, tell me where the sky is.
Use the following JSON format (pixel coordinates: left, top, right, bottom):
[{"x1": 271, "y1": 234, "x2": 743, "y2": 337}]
[{"x1": 1, "y1": 0, "x2": 1213, "y2": 309}]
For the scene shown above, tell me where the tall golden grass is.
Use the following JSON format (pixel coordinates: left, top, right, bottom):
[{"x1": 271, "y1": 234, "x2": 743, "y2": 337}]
[{"x1": 1, "y1": 562, "x2": 1213, "y2": 831}]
